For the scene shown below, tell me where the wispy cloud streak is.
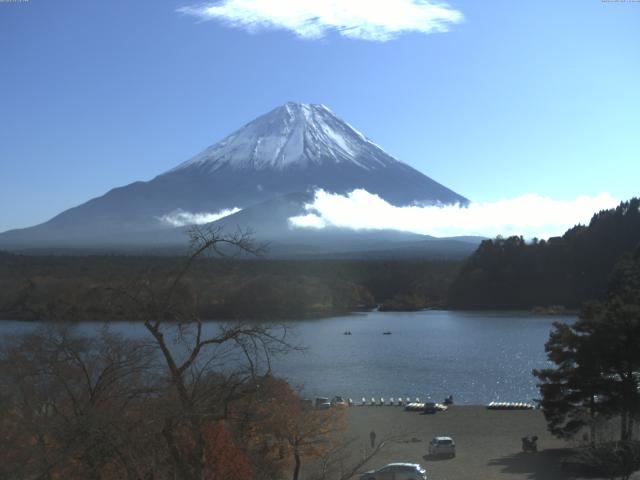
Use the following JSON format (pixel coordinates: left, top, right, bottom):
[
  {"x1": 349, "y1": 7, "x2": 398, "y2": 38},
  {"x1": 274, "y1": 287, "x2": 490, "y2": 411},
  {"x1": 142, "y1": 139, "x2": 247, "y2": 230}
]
[
  {"x1": 178, "y1": 0, "x2": 463, "y2": 41},
  {"x1": 158, "y1": 208, "x2": 241, "y2": 227},
  {"x1": 289, "y1": 189, "x2": 619, "y2": 239}
]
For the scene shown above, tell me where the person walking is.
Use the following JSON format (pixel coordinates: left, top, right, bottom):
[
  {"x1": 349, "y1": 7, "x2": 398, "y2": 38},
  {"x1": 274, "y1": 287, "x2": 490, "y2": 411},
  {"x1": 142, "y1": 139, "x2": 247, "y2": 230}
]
[{"x1": 370, "y1": 430, "x2": 376, "y2": 448}]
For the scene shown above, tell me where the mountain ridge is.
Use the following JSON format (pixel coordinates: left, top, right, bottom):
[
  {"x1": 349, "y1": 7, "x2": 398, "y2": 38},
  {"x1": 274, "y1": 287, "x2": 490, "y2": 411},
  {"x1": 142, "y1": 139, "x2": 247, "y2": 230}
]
[
  {"x1": 167, "y1": 102, "x2": 396, "y2": 172},
  {"x1": 0, "y1": 102, "x2": 469, "y2": 252}
]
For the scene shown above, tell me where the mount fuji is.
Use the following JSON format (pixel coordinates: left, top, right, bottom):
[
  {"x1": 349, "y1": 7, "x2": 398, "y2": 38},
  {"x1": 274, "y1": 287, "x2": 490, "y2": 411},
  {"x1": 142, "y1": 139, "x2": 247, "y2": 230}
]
[{"x1": 0, "y1": 103, "x2": 472, "y2": 255}]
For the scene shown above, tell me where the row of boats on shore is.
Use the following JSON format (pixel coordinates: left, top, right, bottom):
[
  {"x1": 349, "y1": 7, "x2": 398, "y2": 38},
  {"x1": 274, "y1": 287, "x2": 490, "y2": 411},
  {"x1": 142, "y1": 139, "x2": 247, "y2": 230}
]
[
  {"x1": 315, "y1": 395, "x2": 455, "y2": 410},
  {"x1": 355, "y1": 397, "x2": 450, "y2": 409},
  {"x1": 486, "y1": 401, "x2": 535, "y2": 410},
  {"x1": 343, "y1": 331, "x2": 392, "y2": 335},
  {"x1": 316, "y1": 396, "x2": 535, "y2": 410}
]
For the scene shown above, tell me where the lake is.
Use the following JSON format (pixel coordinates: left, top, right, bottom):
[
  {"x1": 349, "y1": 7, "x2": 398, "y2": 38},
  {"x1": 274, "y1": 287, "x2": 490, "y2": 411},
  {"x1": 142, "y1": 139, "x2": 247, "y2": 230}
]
[{"x1": 0, "y1": 310, "x2": 572, "y2": 405}]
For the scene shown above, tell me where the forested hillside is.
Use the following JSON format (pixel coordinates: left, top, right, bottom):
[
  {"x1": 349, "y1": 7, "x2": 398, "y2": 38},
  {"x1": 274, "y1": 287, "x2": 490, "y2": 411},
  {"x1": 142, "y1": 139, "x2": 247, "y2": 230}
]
[
  {"x1": 0, "y1": 254, "x2": 460, "y2": 320},
  {"x1": 448, "y1": 198, "x2": 640, "y2": 309}
]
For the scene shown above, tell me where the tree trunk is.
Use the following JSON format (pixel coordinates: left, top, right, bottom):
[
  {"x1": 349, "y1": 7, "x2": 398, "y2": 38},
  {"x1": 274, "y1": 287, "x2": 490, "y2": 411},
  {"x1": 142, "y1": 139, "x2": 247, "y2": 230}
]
[
  {"x1": 292, "y1": 450, "x2": 301, "y2": 480},
  {"x1": 621, "y1": 411, "x2": 629, "y2": 442},
  {"x1": 589, "y1": 397, "x2": 597, "y2": 446},
  {"x1": 162, "y1": 420, "x2": 194, "y2": 480},
  {"x1": 193, "y1": 421, "x2": 205, "y2": 480}
]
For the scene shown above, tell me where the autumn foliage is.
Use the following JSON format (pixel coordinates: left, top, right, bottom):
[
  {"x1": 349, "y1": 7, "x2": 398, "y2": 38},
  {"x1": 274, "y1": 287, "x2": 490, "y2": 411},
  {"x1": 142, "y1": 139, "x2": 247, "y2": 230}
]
[
  {"x1": 247, "y1": 376, "x2": 347, "y2": 480},
  {"x1": 203, "y1": 421, "x2": 254, "y2": 480}
]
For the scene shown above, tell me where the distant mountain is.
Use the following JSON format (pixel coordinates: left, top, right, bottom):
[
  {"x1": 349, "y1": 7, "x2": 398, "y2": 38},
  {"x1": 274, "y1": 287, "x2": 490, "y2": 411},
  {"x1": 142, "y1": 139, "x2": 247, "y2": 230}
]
[
  {"x1": 0, "y1": 102, "x2": 469, "y2": 254},
  {"x1": 206, "y1": 192, "x2": 478, "y2": 259}
]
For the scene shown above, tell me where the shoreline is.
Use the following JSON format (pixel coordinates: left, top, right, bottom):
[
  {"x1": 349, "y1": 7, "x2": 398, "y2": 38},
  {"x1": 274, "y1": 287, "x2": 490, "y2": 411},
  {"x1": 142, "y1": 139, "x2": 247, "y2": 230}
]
[
  {"x1": 0, "y1": 307, "x2": 580, "y2": 323},
  {"x1": 340, "y1": 405, "x2": 578, "y2": 480}
]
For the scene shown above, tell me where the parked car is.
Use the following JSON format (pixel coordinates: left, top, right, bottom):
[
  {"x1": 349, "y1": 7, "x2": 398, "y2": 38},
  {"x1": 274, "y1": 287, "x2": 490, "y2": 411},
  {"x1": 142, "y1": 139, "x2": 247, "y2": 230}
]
[
  {"x1": 360, "y1": 462, "x2": 427, "y2": 480},
  {"x1": 331, "y1": 395, "x2": 347, "y2": 407},
  {"x1": 423, "y1": 402, "x2": 437, "y2": 414},
  {"x1": 315, "y1": 397, "x2": 331, "y2": 409},
  {"x1": 428, "y1": 436, "x2": 456, "y2": 458}
]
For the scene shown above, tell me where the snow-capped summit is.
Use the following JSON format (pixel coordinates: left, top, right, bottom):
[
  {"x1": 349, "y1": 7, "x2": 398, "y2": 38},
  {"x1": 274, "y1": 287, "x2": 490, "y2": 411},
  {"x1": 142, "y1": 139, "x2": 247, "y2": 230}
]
[
  {"x1": 151, "y1": 102, "x2": 467, "y2": 211},
  {"x1": 170, "y1": 102, "x2": 398, "y2": 173},
  {"x1": 0, "y1": 103, "x2": 469, "y2": 249}
]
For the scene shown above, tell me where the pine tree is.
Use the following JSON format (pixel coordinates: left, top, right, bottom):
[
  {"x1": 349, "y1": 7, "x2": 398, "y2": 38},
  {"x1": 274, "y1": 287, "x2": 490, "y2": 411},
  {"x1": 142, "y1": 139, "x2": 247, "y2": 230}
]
[{"x1": 534, "y1": 249, "x2": 640, "y2": 442}]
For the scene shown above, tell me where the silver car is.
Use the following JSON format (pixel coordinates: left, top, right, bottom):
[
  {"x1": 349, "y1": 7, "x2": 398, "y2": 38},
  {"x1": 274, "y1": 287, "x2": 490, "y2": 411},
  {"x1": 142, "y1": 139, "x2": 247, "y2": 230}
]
[
  {"x1": 360, "y1": 462, "x2": 427, "y2": 480},
  {"x1": 428, "y1": 436, "x2": 456, "y2": 458}
]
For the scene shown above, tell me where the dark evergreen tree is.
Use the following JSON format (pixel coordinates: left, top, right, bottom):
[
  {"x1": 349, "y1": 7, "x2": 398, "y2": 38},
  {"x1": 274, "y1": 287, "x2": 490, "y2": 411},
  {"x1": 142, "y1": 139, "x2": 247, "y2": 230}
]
[
  {"x1": 449, "y1": 198, "x2": 640, "y2": 309},
  {"x1": 534, "y1": 248, "x2": 640, "y2": 442}
]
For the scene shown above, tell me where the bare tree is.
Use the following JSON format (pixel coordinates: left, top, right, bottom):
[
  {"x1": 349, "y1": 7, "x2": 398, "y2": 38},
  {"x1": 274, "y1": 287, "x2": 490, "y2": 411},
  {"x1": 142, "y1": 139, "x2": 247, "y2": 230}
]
[
  {"x1": 110, "y1": 225, "x2": 295, "y2": 479},
  {"x1": 307, "y1": 428, "x2": 416, "y2": 480},
  {"x1": 1, "y1": 226, "x2": 301, "y2": 480},
  {"x1": 0, "y1": 326, "x2": 159, "y2": 480}
]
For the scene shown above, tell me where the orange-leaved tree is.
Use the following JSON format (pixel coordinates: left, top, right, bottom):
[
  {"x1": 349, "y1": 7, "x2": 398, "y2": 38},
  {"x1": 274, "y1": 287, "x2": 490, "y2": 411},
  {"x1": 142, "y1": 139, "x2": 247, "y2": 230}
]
[
  {"x1": 249, "y1": 376, "x2": 346, "y2": 480},
  {"x1": 202, "y1": 420, "x2": 254, "y2": 480}
]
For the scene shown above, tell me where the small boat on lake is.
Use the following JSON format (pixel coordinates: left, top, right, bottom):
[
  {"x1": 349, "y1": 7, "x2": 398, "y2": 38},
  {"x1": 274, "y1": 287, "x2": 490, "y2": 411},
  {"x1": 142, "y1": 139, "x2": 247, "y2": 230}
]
[{"x1": 382, "y1": 331, "x2": 392, "y2": 335}]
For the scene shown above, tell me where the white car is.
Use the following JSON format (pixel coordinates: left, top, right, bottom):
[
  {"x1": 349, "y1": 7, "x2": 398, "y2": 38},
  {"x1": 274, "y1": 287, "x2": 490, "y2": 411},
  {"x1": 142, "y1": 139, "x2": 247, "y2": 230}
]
[
  {"x1": 428, "y1": 436, "x2": 456, "y2": 458},
  {"x1": 360, "y1": 462, "x2": 427, "y2": 480},
  {"x1": 315, "y1": 397, "x2": 331, "y2": 410},
  {"x1": 331, "y1": 395, "x2": 347, "y2": 407}
]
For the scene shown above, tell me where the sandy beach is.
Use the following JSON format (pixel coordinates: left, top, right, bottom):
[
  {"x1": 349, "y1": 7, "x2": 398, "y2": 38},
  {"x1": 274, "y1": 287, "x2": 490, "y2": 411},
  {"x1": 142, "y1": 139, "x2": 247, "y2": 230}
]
[{"x1": 340, "y1": 405, "x2": 637, "y2": 480}]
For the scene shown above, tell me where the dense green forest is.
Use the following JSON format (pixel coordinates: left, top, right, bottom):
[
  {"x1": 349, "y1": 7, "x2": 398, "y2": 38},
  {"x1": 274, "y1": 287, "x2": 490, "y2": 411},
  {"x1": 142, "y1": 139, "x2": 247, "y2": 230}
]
[
  {"x1": 0, "y1": 253, "x2": 460, "y2": 321},
  {"x1": 448, "y1": 198, "x2": 640, "y2": 309}
]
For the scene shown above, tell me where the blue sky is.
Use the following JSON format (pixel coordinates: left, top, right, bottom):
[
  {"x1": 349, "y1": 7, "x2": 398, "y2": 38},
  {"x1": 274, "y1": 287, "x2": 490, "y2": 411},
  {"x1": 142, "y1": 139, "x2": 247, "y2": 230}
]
[{"x1": 0, "y1": 0, "x2": 638, "y2": 232}]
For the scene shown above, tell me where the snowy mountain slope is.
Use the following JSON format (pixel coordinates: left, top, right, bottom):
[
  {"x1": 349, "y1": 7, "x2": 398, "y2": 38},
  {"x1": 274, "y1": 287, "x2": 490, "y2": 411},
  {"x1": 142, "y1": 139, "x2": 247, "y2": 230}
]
[
  {"x1": 159, "y1": 102, "x2": 467, "y2": 207},
  {"x1": 170, "y1": 102, "x2": 397, "y2": 172},
  {"x1": 0, "y1": 103, "x2": 468, "y2": 249}
]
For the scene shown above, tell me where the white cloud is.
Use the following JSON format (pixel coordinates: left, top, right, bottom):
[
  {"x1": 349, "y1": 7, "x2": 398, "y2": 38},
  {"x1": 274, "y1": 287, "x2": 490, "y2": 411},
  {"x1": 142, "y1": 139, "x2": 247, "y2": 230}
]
[
  {"x1": 158, "y1": 207, "x2": 241, "y2": 227},
  {"x1": 289, "y1": 189, "x2": 619, "y2": 239},
  {"x1": 178, "y1": 0, "x2": 463, "y2": 41}
]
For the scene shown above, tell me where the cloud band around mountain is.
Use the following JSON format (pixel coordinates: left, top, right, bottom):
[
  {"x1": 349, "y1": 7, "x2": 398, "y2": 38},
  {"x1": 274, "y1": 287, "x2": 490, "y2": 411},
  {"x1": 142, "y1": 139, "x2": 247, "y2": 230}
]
[
  {"x1": 289, "y1": 189, "x2": 619, "y2": 239},
  {"x1": 178, "y1": 0, "x2": 464, "y2": 41},
  {"x1": 158, "y1": 208, "x2": 241, "y2": 227}
]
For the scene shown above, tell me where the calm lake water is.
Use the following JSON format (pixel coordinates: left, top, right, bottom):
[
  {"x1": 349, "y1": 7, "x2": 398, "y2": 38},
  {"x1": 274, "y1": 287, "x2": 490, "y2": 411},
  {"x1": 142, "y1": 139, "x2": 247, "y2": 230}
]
[{"x1": 0, "y1": 310, "x2": 573, "y2": 405}]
